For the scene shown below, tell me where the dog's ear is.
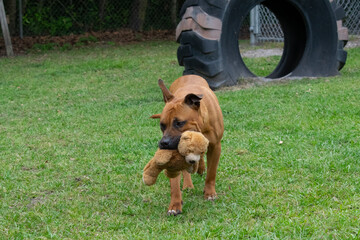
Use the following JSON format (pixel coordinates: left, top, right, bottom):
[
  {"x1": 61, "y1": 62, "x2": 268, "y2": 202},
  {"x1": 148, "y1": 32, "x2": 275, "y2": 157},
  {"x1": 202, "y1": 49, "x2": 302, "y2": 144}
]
[
  {"x1": 158, "y1": 79, "x2": 174, "y2": 102},
  {"x1": 150, "y1": 114, "x2": 161, "y2": 119},
  {"x1": 184, "y1": 93, "x2": 203, "y2": 110}
]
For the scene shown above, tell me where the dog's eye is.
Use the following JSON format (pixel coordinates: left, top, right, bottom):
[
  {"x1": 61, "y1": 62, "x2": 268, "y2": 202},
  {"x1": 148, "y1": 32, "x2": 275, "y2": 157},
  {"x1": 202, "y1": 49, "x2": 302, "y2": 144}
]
[
  {"x1": 173, "y1": 120, "x2": 187, "y2": 129},
  {"x1": 160, "y1": 123, "x2": 166, "y2": 132}
]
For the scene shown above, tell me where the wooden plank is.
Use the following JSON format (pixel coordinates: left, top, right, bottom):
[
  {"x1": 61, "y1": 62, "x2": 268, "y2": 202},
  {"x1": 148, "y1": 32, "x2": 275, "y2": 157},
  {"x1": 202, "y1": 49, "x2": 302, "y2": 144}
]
[
  {"x1": 0, "y1": 0, "x2": 14, "y2": 56},
  {"x1": 337, "y1": 20, "x2": 349, "y2": 41}
]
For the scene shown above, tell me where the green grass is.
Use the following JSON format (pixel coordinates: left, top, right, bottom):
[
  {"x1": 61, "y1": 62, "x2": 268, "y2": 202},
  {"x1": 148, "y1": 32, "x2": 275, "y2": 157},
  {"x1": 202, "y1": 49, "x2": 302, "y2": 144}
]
[
  {"x1": 242, "y1": 55, "x2": 282, "y2": 77},
  {"x1": 0, "y1": 41, "x2": 359, "y2": 239},
  {"x1": 239, "y1": 40, "x2": 284, "y2": 76}
]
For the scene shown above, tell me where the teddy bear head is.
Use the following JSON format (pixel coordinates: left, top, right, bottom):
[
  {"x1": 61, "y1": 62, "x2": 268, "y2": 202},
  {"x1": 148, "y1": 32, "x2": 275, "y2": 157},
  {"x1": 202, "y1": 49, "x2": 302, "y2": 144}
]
[
  {"x1": 177, "y1": 131, "x2": 209, "y2": 165},
  {"x1": 143, "y1": 131, "x2": 209, "y2": 186}
]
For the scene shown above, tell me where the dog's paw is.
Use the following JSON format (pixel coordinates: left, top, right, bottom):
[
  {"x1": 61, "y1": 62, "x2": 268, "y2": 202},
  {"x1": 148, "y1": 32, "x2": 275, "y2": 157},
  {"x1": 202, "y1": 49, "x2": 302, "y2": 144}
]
[
  {"x1": 167, "y1": 209, "x2": 182, "y2": 216},
  {"x1": 182, "y1": 182, "x2": 194, "y2": 190},
  {"x1": 204, "y1": 190, "x2": 218, "y2": 201},
  {"x1": 205, "y1": 194, "x2": 218, "y2": 201},
  {"x1": 204, "y1": 184, "x2": 217, "y2": 201},
  {"x1": 167, "y1": 201, "x2": 183, "y2": 216}
]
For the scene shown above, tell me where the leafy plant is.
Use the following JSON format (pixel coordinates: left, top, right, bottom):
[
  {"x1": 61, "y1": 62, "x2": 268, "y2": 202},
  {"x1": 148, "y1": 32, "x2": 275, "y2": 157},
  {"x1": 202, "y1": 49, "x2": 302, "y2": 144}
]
[
  {"x1": 23, "y1": 5, "x2": 73, "y2": 36},
  {"x1": 30, "y1": 43, "x2": 59, "y2": 52}
]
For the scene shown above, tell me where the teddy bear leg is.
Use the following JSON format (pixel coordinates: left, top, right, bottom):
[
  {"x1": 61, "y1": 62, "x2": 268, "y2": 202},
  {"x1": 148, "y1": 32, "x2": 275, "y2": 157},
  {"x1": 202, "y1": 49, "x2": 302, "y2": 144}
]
[
  {"x1": 168, "y1": 174, "x2": 182, "y2": 216},
  {"x1": 182, "y1": 170, "x2": 194, "y2": 190}
]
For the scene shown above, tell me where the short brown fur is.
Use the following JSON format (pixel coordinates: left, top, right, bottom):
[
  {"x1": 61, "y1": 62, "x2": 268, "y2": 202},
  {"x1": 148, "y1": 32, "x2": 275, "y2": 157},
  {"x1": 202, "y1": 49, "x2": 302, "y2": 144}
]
[{"x1": 152, "y1": 75, "x2": 224, "y2": 215}]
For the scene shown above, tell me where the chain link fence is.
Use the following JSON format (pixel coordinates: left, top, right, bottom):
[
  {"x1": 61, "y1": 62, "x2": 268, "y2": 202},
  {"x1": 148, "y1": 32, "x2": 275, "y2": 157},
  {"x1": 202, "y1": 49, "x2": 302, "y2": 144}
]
[
  {"x1": 0, "y1": 0, "x2": 359, "y2": 46},
  {"x1": 255, "y1": 5, "x2": 283, "y2": 42},
  {"x1": 338, "y1": 0, "x2": 360, "y2": 35},
  {"x1": 2, "y1": 0, "x2": 186, "y2": 37},
  {"x1": 252, "y1": 0, "x2": 360, "y2": 43}
]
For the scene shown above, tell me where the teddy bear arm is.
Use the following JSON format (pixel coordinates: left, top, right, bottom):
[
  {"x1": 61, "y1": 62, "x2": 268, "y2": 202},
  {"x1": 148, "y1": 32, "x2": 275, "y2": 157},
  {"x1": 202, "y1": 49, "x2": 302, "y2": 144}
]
[
  {"x1": 154, "y1": 150, "x2": 174, "y2": 166},
  {"x1": 143, "y1": 157, "x2": 163, "y2": 186}
]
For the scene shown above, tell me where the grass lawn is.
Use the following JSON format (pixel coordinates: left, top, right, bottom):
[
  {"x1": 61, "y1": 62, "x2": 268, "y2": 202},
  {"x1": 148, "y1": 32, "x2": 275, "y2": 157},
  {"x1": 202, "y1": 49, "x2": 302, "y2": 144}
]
[{"x1": 0, "y1": 41, "x2": 359, "y2": 239}]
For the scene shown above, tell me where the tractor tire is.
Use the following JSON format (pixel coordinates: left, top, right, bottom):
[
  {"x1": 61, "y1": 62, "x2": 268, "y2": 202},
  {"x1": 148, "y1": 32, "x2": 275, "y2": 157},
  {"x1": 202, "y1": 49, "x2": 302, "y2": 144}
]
[{"x1": 176, "y1": 0, "x2": 348, "y2": 89}]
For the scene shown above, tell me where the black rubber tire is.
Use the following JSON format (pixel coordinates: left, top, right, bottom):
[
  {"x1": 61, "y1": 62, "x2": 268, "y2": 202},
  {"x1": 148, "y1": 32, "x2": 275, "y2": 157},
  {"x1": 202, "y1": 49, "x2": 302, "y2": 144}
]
[
  {"x1": 330, "y1": 0, "x2": 348, "y2": 70},
  {"x1": 176, "y1": 0, "x2": 348, "y2": 89}
]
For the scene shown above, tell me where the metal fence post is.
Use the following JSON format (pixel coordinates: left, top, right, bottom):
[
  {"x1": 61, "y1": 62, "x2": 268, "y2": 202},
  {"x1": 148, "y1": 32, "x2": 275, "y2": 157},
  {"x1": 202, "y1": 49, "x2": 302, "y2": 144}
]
[
  {"x1": 250, "y1": 5, "x2": 259, "y2": 45},
  {"x1": 19, "y1": 0, "x2": 23, "y2": 39},
  {"x1": 0, "y1": 0, "x2": 14, "y2": 56}
]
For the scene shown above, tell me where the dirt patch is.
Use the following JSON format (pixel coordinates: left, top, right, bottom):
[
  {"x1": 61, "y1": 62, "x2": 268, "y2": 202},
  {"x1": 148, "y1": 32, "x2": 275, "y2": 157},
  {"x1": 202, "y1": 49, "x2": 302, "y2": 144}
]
[
  {"x1": 27, "y1": 196, "x2": 45, "y2": 209},
  {"x1": 218, "y1": 77, "x2": 273, "y2": 92},
  {"x1": 1, "y1": 30, "x2": 359, "y2": 57},
  {"x1": 27, "y1": 191, "x2": 54, "y2": 209},
  {"x1": 0, "y1": 29, "x2": 175, "y2": 56},
  {"x1": 21, "y1": 166, "x2": 39, "y2": 172},
  {"x1": 218, "y1": 76, "x2": 324, "y2": 92}
]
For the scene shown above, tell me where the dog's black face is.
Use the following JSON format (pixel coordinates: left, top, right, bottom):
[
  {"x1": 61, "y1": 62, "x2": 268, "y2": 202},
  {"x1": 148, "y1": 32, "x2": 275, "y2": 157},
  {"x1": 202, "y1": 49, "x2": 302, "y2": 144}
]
[
  {"x1": 150, "y1": 79, "x2": 203, "y2": 150},
  {"x1": 158, "y1": 134, "x2": 181, "y2": 150},
  {"x1": 158, "y1": 118, "x2": 187, "y2": 149}
]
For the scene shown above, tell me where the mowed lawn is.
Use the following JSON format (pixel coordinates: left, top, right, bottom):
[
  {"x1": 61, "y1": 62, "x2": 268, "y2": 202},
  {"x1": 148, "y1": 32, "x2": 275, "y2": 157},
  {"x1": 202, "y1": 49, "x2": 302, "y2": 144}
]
[{"x1": 0, "y1": 42, "x2": 359, "y2": 239}]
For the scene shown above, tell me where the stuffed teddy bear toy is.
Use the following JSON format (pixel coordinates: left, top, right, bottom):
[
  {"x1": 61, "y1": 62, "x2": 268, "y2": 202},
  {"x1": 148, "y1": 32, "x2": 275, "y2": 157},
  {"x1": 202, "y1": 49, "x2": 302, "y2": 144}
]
[{"x1": 143, "y1": 131, "x2": 209, "y2": 186}]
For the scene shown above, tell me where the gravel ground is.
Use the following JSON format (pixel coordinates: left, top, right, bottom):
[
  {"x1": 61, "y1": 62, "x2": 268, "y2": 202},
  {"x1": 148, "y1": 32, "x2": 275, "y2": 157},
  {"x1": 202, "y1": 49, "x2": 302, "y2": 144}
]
[
  {"x1": 241, "y1": 48, "x2": 283, "y2": 58},
  {"x1": 242, "y1": 35, "x2": 360, "y2": 58},
  {"x1": 345, "y1": 36, "x2": 360, "y2": 49}
]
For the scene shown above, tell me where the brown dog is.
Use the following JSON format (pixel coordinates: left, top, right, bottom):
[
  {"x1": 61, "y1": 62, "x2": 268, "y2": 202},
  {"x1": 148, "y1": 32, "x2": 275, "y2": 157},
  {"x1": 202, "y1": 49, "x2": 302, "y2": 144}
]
[{"x1": 151, "y1": 75, "x2": 224, "y2": 216}]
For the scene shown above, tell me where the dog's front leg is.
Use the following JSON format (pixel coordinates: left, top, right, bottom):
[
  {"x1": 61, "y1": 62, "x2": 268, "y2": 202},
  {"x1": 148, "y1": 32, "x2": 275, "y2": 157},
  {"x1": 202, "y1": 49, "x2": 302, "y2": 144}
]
[
  {"x1": 168, "y1": 174, "x2": 182, "y2": 216},
  {"x1": 204, "y1": 142, "x2": 221, "y2": 200}
]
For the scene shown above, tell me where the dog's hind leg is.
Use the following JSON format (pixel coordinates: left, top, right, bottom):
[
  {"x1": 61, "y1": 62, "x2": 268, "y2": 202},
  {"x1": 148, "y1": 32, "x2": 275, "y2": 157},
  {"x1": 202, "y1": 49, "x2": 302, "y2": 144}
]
[
  {"x1": 182, "y1": 170, "x2": 194, "y2": 190},
  {"x1": 168, "y1": 175, "x2": 182, "y2": 216},
  {"x1": 197, "y1": 156, "x2": 205, "y2": 175},
  {"x1": 204, "y1": 142, "x2": 221, "y2": 200}
]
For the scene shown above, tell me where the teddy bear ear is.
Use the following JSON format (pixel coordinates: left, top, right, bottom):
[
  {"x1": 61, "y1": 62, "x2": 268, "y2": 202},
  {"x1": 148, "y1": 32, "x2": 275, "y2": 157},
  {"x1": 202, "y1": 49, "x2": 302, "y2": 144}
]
[
  {"x1": 181, "y1": 135, "x2": 191, "y2": 141},
  {"x1": 181, "y1": 131, "x2": 192, "y2": 141},
  {"x1": 205, "y1": 137, "x2": 210, "y2": 146}
]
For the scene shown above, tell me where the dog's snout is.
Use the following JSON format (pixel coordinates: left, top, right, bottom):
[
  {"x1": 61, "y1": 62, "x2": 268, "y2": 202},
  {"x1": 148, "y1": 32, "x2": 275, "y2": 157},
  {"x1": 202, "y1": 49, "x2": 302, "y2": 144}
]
[
  {"x1": 189, "y1": 160, "x2": 196, "y2": 164},
  {"x1": 159, "y1": 136, "x2": 180, "y2": 150},
  {"x1": 159, "y1": 138, "x2": 170, "y2": 148}
]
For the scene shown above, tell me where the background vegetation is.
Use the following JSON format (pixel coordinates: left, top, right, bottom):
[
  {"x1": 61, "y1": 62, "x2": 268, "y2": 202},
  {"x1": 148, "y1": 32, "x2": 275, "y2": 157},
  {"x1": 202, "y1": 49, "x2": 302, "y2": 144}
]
[
  {"x1": 0, "y1": 42, "x2": 359, "y2": 238},
  {"x1": 4, "y1": 0, "x2": 187, "y2": 36}
]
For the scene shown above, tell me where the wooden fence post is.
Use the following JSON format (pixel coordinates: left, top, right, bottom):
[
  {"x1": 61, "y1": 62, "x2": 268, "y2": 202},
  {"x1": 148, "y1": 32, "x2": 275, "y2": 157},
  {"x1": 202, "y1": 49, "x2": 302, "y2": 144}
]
[{"x1": 0, "y1": 0, "x2": 14, "y2": 56}]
